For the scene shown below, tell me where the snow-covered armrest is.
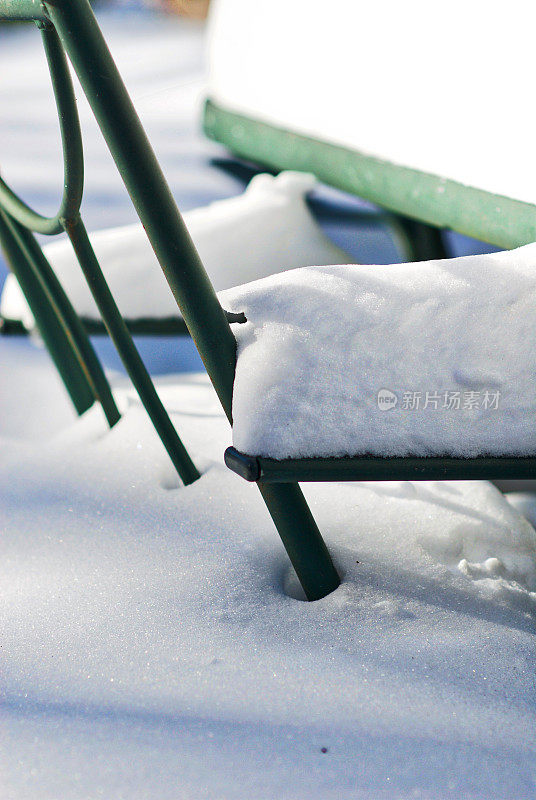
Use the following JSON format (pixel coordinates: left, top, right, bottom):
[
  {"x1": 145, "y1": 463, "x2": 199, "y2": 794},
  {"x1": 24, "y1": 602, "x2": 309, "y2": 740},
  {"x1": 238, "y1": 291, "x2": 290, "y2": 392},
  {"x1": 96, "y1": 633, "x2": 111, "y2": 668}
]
[
  {"x1": 0, "y1": 171, "x2": 350, "y2": 330},
  {"x1": 222, "y1": 245, "x2": 536, "y2": 459}
]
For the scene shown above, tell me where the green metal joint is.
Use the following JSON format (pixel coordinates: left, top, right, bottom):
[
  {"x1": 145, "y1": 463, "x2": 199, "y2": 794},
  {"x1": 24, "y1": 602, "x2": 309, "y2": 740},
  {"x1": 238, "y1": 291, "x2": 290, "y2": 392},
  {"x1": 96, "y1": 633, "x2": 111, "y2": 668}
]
[
  {"x1": 224, "y1": 447, "x2": 260, "y2": 481},
  {"x1": 390, "y1": 215, "x2": 450, "y2": 262},
  {"x1": 0, "y1": 317, "x2": 27, "y2": 335},
  {"x1": 0, "y1": 0, "x2": 48, "y2": 21}
]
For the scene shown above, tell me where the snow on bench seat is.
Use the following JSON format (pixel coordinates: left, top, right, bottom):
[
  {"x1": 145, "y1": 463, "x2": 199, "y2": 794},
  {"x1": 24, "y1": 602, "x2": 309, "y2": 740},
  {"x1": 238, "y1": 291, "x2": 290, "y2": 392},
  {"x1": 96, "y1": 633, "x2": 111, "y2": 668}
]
[
  {"x1": 222, "y1": 245, "x2": 536, "y2": 459},
  {"x1": 0, "y1": 172, "x2": 350, "y2": 329}
]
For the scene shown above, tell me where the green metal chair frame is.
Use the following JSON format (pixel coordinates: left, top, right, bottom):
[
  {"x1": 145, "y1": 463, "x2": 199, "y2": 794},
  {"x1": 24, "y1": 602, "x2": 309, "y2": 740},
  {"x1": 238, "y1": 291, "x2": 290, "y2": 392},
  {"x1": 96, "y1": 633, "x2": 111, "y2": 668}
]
[
  {"x1": 3, "y1": 0, "x2": 533, "y2": 603},
  {"x1": 0, "y1": 0, "x2": 339, "y2": 601},
  {"x1": 0, "y1": 5, "x2": 199, "y2": 486}
]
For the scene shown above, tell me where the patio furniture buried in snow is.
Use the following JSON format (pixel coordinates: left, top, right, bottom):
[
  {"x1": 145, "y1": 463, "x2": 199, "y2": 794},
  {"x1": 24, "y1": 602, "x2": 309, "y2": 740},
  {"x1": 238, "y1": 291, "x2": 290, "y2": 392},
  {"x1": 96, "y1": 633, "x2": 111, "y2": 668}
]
[{"x1": 1, "y1": 0, "x2": 534, "y2": 603}]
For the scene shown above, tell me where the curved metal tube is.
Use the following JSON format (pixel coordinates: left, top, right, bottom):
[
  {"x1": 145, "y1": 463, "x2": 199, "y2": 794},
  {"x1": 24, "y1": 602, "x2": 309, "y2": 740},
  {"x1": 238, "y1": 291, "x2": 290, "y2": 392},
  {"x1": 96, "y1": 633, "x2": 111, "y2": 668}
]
[{"x1": 0, "y1": 24, "x2": 83, "y2": 234}]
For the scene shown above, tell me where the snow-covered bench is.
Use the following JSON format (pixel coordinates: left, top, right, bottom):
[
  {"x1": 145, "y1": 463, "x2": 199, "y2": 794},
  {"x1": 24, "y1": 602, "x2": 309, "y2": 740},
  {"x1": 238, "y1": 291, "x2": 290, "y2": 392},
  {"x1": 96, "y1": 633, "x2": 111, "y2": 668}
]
[
  {"x1": 220, "y1": 250, "x2": 536, "y2": 600},
  {"x1": 2, "y1": 0, "x2": 535, "y2": 603},
  {"x1": 223, "y1": 249, "x2": 536, "y2": 467},
  {"x1": 224, "y1": 248, "x2": 536, "y2": 460},
  {"x1": 1, "y1": 172, "x2": 350, "y2": 333},
  {"x1": 204, "y1": 0, "x2": 536, "y2": 252}
]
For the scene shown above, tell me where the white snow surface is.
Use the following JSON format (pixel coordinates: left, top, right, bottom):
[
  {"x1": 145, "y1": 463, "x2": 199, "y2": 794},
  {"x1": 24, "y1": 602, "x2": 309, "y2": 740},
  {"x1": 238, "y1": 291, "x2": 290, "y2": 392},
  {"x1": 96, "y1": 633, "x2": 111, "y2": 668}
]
[
  {"x1": 1, "y1": 172, "x2": 350, "y2": 328},
  {"x1": 2, "y1": 338, "x2": 536, "y2": 800},
  {"x1": 224, "y1": 245, "x2": 536, "y2": 458}
]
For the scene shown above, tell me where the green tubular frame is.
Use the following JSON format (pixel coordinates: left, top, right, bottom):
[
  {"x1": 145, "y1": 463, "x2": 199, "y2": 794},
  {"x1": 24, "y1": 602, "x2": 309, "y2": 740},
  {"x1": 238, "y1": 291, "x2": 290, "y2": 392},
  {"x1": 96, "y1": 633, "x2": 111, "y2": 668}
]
[
  {"x1": 0, "y1": 0, "x2": 339, "y2": 600},
  {"x1": 0, "y1": 11, "x2": 199, "y2": 486},
  {"x1": 203, "y1": 99, "x2": 536, "y2": 251},
  {"x1": 0, "y1": 210, "x2": 95, "y2": 416},
  {"x1": 225, "y1": 448, "x2": 536, "y2": 483}
]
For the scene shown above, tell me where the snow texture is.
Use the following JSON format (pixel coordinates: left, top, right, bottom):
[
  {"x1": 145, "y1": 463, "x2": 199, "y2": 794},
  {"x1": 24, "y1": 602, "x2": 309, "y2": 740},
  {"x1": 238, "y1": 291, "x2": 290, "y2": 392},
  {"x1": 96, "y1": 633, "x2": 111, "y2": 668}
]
[
  {"x1": 2, "y1": 340, "x2": 536, "y2": 800},
  {"x1": 0, "y1": 171, "x2": 350, "y2": 328},
  {"x1": 224, "y1": 245, "x2": 536, "y2": 458}
]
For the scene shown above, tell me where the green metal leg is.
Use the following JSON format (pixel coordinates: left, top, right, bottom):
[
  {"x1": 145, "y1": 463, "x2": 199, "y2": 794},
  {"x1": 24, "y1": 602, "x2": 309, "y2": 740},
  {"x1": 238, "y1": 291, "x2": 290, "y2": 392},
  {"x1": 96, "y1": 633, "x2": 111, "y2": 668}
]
[
  {"x1": 258, "y1": 481, "x2": 340, "y2": 601},
  {"x1": 12, "y1": 220, "x2": 121, "y2": 428},
  {"x1": 13, "y1": 219, "x2": 120, "y2": 427},
  {"x1": 391, "y1": 215, "x2": 450, "y2": 262},
  {"x1": 0, "y1": 209, "x2": 120, "y2": 424},
  {"x1": 64, "y1": 216, "x2": 200, "y2": 486},
  {"x1": 0, "y1": 209, "x2": 94, "y2": 416}
]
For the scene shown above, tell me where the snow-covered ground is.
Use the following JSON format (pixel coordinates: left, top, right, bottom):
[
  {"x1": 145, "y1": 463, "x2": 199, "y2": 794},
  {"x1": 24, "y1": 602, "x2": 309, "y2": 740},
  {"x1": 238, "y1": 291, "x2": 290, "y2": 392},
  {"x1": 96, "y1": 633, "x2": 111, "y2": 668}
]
[{"x1": 1, "y1": 9, "x2": 536, "y2": 800}]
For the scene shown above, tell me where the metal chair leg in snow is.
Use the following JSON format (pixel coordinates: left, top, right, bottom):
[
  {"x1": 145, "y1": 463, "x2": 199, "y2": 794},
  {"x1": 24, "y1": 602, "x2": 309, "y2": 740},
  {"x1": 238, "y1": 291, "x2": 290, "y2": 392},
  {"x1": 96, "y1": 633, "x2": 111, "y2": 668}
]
[
  {"x1": 0, "y1": 13, "x2": 198, "y2": 486},
  {"x1": 0, "y1": 0, "x2": 340, "y2": 598}
]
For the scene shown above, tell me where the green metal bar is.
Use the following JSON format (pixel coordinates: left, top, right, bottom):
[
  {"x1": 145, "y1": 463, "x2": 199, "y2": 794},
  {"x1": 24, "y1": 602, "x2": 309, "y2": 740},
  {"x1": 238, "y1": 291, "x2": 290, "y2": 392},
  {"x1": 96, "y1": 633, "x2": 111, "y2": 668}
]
[
  {"x1": 0, "y1": 25, "x2": 83, "y2": 235},
  {"x1": 81, "y1": 315, "x2": 190, "y2": 337},
  {"x1": 81, "y1": 310, "x2": 244, "y2": 337},
  {"x1": 0, "y1": 0, "x2": 48, "y2": 21},
  {"x1": 64, "y1": 215, "x2": 200, "y2": 486},
  {"x1": 0, "y1": 209, "x2": 94, "y2": 415},
  {"x1": 45, "y1": 0, "x2": 237, "y2": 421},
  {"x1": 2, "y1": 311, "x2": 246, "y2": 338},
  {"x1": 203, "y1": 99, "x2": 536, "y2": 251},
  {"x1": 1, "y1": 314, "x2": 190, "y2": 338},
  {"x1": 225, "y1": 447, "x2": 536, "y2": 483},
  {"x1": 258, "y1": 482, "x2": 340, "y2": 601},
  {"x1": 3, "y1": 213, "x2": 120, "y2": 426},
  {"x1": 44, "y1": 0, "x2": 340, "y2": 598}
]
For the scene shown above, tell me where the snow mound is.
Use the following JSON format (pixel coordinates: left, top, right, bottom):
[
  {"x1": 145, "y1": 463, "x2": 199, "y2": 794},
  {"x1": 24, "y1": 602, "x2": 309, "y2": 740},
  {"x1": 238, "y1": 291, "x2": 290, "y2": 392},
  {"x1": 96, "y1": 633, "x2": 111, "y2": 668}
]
[
  {"x1": 415, "y1": 480, "x2": 536, "y2": 597},
  {"x1": 223, "y1": 244, "x2": 536, "y2": 458},
  {"x1": 0, "y1": 171, "x2": 350, "y2": 328}
]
